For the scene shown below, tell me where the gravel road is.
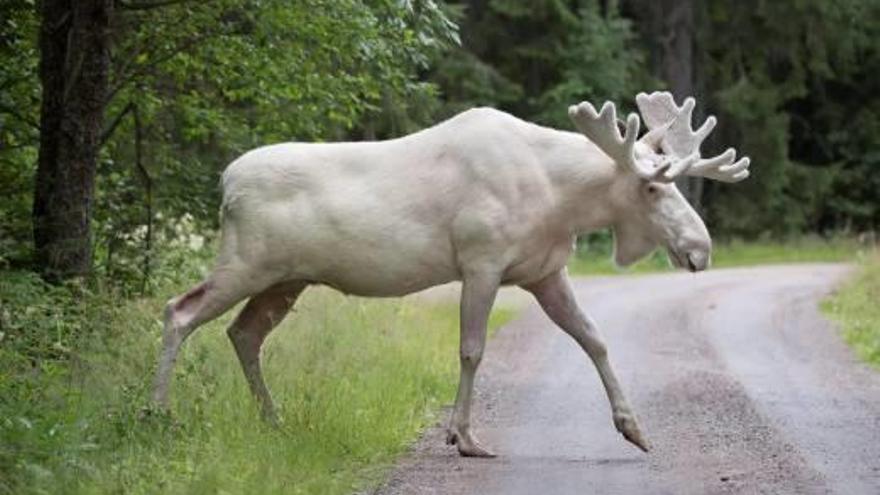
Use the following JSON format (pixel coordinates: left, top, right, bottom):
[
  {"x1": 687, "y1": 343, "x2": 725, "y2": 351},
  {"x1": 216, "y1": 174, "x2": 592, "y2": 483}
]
[{"x1": 377, "y1": 264, "x2": 880, "y2": 495}]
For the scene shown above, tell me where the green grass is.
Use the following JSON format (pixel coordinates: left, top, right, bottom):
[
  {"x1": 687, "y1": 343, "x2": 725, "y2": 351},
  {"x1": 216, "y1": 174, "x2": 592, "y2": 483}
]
[
  {"x1": 0, "y1": 274, "x2": 515, "y2": 495},
  {"x1": 569, "y1": 237, "x2": 864, "y2": 275},
  {"x1": 822, "y1": 253, "x2": 880, "y2": 368}
]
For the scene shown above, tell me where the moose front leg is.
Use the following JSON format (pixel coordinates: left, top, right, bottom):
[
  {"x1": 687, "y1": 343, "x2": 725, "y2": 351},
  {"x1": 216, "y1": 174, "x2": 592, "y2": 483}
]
[
  {"x1": 524, "y1": 269, "x2": 650, "y2": 452},
  {"x1": 447, "y1": 272, "x2": 500, "y2": 457}
]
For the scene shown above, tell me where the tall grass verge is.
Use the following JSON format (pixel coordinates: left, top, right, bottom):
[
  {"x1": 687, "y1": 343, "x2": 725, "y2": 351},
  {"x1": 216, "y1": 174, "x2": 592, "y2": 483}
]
[
  {"x1": 822, "y1": 252, "x2": 880, "y2": 368},
  {"x1": 0, "y1": 266, "x2": 513, "y2": 494}
]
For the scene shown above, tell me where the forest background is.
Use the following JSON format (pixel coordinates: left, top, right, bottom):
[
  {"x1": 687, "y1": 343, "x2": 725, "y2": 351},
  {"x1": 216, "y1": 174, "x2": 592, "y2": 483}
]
[{"x1": 1, "y1": 0, "x2": 878, "y2": 284}]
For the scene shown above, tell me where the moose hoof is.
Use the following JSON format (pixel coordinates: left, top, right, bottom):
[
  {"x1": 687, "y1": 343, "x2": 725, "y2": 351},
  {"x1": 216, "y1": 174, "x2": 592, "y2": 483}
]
[
  {"x1": 446, "y1": 429, "x2": 497, "y2": 458},
  {"x1": 614, "y1": 413, "x2": 651, "y2": 453},
  {"x1": 260, "y1": 409, "x2": 283, "y2": 429}
]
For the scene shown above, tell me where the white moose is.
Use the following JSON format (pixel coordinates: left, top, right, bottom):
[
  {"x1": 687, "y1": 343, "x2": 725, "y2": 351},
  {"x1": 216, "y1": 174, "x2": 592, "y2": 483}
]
[{"x1": 151, "y1": 91, "x2": 749, "y2": 457}]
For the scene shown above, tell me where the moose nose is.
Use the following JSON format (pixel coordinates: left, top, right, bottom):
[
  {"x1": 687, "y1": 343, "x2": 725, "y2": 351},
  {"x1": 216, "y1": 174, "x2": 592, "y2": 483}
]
[{"x1": 686, "y1": 251, "x2": 709, "y2": 272}]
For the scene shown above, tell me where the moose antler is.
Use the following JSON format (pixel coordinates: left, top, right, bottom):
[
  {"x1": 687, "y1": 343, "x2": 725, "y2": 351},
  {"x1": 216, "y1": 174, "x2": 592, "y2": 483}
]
[
  {"x1": 568, "y1": 101, "x2": 672, "y2": 181},
  {"x1": 635, "y1": 91, "x2": 750, "y2": 183}
]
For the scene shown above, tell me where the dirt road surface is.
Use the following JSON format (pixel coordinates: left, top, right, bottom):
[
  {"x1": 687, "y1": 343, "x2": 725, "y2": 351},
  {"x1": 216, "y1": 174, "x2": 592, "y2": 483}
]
[{"x1": 377, "y1": 264, "x2": 880, "y2": 495}]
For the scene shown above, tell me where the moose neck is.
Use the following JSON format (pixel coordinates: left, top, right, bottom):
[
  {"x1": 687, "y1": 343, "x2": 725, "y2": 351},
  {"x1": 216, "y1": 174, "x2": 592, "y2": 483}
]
[{"x1": 529, "y1": 127, "x2": 623, "y2": 235}]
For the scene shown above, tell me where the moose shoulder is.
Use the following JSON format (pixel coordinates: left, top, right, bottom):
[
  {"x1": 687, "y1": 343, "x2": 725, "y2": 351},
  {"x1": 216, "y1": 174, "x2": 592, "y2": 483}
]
[{"x1": 151, "y1": 92, "x2": 750, "y2": 457}]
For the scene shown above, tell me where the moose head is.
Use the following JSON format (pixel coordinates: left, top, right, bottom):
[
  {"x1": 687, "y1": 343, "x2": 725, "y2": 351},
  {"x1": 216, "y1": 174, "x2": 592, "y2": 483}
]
[{"x1": 569, "y1": 92, "x2": 751, "y2": 272}]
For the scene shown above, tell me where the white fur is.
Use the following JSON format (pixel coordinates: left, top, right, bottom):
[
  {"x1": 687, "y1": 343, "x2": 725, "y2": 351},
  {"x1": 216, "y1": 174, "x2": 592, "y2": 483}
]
[{"x1": 217, "y1": 106, "x2": 708, "y2": 296}]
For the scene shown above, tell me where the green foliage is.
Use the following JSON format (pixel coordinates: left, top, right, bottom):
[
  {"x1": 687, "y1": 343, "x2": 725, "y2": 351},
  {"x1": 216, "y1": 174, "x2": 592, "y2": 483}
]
[
  {"x1": 0, "y1": 0, "x2": 39, "y2": 263},
  {"x1": 701, "y1": 0, "x2": 880, "y2": 236},
  {"x1": 710, "y1": 80, "x2": 793, "y2": 235},
  {"x1": 92, "y1": 213, "x2": 216, "y2": 295},
  {"x1": 432, "y1": 0, "x2": 650, "y2": 122},
  {"x1": 534, "y1": 4, "x2": 649, "y2": 127},
  {"x1": 0, "y1": 0, "x2": 458, "y2": 282},
  {"x1": 0, "y1": 246, "x2": 515, "y2": 495},
  {"x1": 92, "y1": 0, "x2": 457, "y2": 288},
  {"x1": 822, "y1": 252, "x2": 880, "y2": 367}
]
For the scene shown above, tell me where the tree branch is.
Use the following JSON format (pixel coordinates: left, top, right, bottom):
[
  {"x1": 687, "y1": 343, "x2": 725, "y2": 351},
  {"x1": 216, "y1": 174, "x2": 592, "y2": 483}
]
[
  {"x1": 132, "y1": 104, "x2": 154, "y2": 295},
  {"x1": 99, "y1": 101, "x2": 135, "y2": 146},
  {"x1": 117, "y1": 0, "x2": 192, "y2": 11},
  {"x1": 107, "y1": 27, "x2": 221, "y2": 102}
]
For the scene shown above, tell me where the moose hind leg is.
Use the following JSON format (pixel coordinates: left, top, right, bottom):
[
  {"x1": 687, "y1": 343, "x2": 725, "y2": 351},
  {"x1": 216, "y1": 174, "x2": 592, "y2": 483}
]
[
  {"x1": 151, "y1": 274, "x2": 254, "y2": 408},
  {"x1": 227, "y1": 281, "x2": 307, "y2": 425}
]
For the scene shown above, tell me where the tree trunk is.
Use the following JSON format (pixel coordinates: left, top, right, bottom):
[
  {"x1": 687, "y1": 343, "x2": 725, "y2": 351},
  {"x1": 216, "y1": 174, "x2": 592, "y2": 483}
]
[
  {"x1": 629, "y1": 0, "x2": 702, "y2": 205},
  {"x1": 654, "y1": 1, "x2": 693, "y2": 100},
  {"x1": 656, "y1": 0, "x2": 696, "y2": 203},
  {"x1": 33, "y1": 0, "x2": 112, "y2": 280}
]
